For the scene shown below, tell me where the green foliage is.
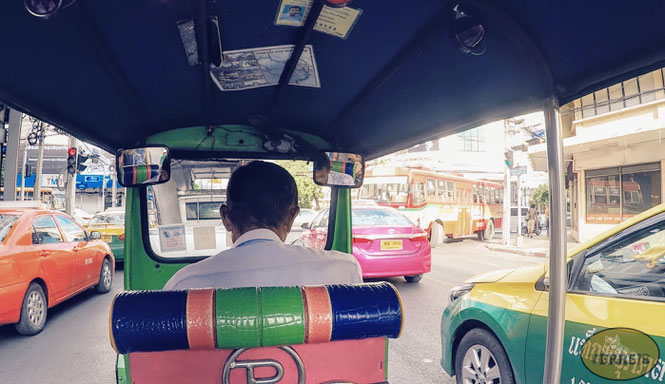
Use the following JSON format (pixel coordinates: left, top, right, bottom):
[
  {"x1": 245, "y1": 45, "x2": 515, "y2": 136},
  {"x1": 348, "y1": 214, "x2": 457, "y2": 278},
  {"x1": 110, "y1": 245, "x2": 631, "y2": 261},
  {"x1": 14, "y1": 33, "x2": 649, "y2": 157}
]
[
  {"x1": 276, "y1": 160, "x2": 323, "y2": 209},
  {"x1": 532, "y1": 183, "x2": 549, "y2": 208}
]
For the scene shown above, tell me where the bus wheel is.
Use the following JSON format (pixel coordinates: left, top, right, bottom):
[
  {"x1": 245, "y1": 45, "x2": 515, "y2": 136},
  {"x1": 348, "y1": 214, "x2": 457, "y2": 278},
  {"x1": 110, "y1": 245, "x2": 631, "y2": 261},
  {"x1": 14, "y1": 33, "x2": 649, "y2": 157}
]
[
  {"x1": 429, "y1": 222, "x2": 444, "y2": 247},
  {"x1": 482, "y1": 220, "x2": 495, "y2": 241}
]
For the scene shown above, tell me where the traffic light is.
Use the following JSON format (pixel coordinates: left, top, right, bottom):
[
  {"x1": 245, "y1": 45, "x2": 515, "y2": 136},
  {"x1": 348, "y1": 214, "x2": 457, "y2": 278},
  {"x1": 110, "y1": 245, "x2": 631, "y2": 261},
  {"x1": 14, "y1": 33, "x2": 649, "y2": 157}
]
[
  {"x1": 67, "y1": 147, "x2": 77, "y2": 175},
  {"x1": 77, "y1": 151, "x2": 89, "y2": 172},
  {"x1": 504, "y1": 150, "x2": 514, "y2": 168}
]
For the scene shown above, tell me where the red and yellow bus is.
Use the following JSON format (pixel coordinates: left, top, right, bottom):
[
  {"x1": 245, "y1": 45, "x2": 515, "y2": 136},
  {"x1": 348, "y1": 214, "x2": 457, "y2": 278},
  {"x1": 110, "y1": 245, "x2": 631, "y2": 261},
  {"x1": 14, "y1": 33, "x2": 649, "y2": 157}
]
[{"x1": 357, "y1": 167, "x2": 503, "y2": 243}]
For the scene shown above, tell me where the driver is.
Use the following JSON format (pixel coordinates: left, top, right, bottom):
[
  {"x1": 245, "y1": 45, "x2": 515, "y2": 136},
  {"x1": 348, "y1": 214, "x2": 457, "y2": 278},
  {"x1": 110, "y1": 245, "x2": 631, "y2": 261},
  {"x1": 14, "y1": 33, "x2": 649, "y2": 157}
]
[{"x1": 164, "y1": 161, "x2": 362, "y2": 289}]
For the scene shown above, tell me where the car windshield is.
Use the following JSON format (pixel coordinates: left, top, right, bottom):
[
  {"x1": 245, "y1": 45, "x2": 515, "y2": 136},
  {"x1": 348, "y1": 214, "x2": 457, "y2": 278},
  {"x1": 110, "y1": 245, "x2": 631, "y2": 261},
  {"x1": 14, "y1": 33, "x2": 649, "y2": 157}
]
[
  {"x1": 0, "y1": 215, "x2": 18, "y2": 242},
  {"x1": 352, "y1": 209, "x2": 413, "y2": 227},
  {"x1": 88, "y1": 213, "x2": 124, "y2": 225},
  {"x1": 149, "y1": 158, "x2": 329, "y2": 258}
]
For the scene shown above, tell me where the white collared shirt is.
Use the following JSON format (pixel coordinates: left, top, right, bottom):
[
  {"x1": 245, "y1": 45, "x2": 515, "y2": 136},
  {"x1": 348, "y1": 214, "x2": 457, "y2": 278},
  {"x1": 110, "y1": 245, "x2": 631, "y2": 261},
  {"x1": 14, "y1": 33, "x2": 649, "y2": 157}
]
[{"x1": 163, "y1": 228, "x2": 362, "y2": 290}]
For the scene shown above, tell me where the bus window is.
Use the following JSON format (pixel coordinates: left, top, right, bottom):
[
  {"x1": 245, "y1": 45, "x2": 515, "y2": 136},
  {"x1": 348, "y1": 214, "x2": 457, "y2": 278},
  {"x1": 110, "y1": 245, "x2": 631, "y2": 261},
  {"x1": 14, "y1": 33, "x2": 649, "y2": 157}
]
[
  {"x1": 437, "y1": 180, "x2": 446, "y2": 202},
  {"x1": 472, "y1": 185, "x2": 478, "y2": 203},
  {"x1": 447, "y1": 181, "x2": 455, "y2": 202},
  {"x1": 413, "y1": 182, "x2": 426, "y2": 206},
  {"x1": 426, "y1": 178, "x2": 437, "y2": 203},
  {"x1": 359, "y1": 181, "x2": 408, "y2": 204}
]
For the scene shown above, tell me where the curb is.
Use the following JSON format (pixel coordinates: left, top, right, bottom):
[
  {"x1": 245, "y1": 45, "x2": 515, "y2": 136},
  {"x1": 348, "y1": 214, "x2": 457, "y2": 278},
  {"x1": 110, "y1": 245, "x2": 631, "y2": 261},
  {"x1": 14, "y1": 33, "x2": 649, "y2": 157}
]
[{"x1": 485, "y1": 244, "x2": 548, "y2": 258}]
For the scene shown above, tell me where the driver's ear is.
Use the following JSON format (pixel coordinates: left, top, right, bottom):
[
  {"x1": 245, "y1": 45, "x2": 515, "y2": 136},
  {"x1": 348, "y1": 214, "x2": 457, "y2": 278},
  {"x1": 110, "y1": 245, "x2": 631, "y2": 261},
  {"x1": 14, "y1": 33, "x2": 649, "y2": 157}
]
[
  {"x1": 220, "y1": 204, "x2": 233, "y2": 232},
  {"x1": 286, "y1": 205, "x2": 300, "y2": 228}
]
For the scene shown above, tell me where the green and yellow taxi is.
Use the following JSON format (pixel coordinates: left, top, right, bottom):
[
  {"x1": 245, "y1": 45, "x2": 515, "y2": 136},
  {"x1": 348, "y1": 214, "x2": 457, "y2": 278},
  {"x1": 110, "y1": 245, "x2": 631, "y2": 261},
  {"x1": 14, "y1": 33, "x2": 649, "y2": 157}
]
[
  {"x1": 441, "y1": 204, "x2": 665, "y2": 384},
  {"x1": 85, "y1": 209, "x2": 125, "y2": 264}
]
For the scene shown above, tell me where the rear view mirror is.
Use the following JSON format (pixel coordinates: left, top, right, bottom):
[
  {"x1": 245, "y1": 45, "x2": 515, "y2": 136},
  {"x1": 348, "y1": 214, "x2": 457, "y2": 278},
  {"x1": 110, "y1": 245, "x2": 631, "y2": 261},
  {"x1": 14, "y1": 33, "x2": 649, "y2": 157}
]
[
  {"x1": 116, "y1": 146, "x2": 171, "y2": 187},
  {"x1": 313, "y1": 152, "x2": 365, "y2": 188},
  {"x1": 89, "y1": 231, "x2": 101, "y2": 240}
]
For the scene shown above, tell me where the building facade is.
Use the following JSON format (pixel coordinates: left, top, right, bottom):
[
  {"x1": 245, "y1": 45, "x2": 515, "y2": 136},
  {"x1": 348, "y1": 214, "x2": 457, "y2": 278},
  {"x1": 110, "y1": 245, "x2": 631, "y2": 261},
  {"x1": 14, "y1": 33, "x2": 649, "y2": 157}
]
[{"x1": 529, "y1": 68, "x2": 665, "y2": 242}]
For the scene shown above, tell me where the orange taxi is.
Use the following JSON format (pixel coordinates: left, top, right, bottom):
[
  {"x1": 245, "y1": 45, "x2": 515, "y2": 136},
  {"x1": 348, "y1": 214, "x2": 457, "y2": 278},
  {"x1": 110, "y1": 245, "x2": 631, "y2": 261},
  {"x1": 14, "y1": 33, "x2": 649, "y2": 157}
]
[{"x1": 0, "y1": 205, "x2": 114, "y2": 335}]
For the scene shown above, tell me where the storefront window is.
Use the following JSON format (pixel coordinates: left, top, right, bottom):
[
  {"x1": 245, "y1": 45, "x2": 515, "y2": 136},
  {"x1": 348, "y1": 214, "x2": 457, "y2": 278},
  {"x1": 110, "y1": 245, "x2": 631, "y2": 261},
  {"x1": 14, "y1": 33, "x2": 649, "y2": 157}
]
[{"x1": 586, "y1": 164, "x2": 661, "y2": 224}]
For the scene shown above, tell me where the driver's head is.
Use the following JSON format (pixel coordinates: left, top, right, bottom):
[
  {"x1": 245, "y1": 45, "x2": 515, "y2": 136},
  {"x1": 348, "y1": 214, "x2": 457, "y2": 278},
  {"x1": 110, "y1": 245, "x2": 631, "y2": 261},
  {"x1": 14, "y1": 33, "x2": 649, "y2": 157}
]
[{"x1": 221, "y1": 161, "x2": 300, "y2": 242}]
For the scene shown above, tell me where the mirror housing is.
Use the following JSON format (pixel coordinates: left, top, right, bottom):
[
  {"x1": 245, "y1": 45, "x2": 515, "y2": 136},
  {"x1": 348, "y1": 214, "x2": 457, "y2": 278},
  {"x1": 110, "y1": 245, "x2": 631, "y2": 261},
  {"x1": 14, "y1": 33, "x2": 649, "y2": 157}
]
[
  {"x1": 116, "y1": 146, "x2": 171, "y2": 187},
  {"x1": 301, "y1": 222, "x2": 311, "y2": 230},
  {"x1": 313, "y1": 152, "x2": 365, "y2": 188},
  {"x1": 89, "y1": 231, "x2": 102, "y2": 240}
]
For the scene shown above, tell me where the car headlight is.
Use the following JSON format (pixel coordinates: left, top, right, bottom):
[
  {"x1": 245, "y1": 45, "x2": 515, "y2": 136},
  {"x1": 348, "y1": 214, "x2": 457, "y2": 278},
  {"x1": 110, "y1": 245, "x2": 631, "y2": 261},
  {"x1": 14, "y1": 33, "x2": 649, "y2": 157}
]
[{"x1": 449, "y1": 283, "x2": 475, "y2": 302}]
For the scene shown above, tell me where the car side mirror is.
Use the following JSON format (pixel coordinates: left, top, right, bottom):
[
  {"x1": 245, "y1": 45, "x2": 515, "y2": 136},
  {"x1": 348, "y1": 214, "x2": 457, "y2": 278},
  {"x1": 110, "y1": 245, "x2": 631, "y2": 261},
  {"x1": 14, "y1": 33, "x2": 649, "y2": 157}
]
[
  {"x1": 301, "y1": 222, "x2": 311, "y2": 230},
  {"x1": 89, "y1": 231, "x2": 101, "y2": 240},
  {"x1": 116, "y1": 145, "x2": 171, "y2": 187},
  {"x1": 543, "y1": 277, "x2": 550, "y2": 291}
]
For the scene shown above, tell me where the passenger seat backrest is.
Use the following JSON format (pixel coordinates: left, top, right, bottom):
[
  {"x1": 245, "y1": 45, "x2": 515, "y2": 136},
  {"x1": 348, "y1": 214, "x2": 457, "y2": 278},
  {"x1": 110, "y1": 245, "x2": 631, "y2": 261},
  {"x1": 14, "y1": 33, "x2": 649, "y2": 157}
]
[{"x1": 109, "y1": 283, "x2": 403, "y2": 384}]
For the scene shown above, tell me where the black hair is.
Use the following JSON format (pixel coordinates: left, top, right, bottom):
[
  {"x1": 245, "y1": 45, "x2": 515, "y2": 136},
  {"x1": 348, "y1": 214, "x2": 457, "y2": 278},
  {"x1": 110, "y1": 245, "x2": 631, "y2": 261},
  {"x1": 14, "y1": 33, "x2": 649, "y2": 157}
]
[
  {"x1": 313, "y1": 153, "x2": 331, "y2": 171},
  {"x1": 291, "y1": 5, "x2": 302, "y2": 10},
  {"x1": 226, "y1": 161, "x2": 298, "y2": 232}
]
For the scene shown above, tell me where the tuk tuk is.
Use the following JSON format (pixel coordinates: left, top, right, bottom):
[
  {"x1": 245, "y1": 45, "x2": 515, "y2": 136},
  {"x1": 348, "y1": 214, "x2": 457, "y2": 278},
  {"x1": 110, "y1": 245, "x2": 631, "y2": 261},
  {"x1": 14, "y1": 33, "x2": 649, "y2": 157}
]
[{"x1": 1, "y1": 1, "x2": 665, "y2": 383}]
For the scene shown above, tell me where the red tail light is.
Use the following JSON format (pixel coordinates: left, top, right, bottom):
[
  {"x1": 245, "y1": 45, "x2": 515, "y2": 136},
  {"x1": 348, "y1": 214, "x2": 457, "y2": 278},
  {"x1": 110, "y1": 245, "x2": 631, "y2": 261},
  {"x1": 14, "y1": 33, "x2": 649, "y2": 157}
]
[
  {"x1": 119, "y1": 234, "x2": 125, "y2": 241},
  {"x1": 352, "y1": 237, "x2": 371, "y2": 244},
  {"x1": 411, "y1": 235, "x2": 428, "y2": 247}
]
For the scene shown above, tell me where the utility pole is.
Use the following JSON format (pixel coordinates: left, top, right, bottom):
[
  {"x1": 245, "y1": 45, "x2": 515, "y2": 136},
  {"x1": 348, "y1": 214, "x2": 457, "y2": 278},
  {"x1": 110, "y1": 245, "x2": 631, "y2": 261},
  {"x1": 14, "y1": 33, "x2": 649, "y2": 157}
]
[
  {"x1": 111, "y1": 166, "x2": 117, "y2": 208},
  {"x1": 4, "y1": 109, "x2": 22, "y2": 201},
  {"x1": 100, "y1": 167, "x2": 106, "y2": 211},
  {"x1": 65, "y1": 136, "x2": 77, "y2": 216},
  {"x1": 502, "y1": 120, "x2": 511, "y2": 245},
  {"x1": 33, "y1": 134, "x2": 45, "y2": 200},
  {"x1": 516, "y1": 174, "x2": 523, "y2": 245},
  {"x1": 20, "y1": 146, "x2": 27, "y2": 200}
]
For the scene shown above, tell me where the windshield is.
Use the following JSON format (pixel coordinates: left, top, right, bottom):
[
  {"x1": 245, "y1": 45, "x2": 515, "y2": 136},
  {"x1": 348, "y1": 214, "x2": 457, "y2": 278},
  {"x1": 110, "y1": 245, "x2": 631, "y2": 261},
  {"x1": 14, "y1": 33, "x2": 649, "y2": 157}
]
[
  {"x1": 0, "y1": 215, "x2": 18, "y2": 242},
  {"x1": 148, "y1": 158, "x2": 329, "y2": 258},
  {"x1": 88, "y1": 213, "x2": 124, "y2": 225},
  {"x1": 352, "y1": 209, "x2": 413, "y2": 227}
]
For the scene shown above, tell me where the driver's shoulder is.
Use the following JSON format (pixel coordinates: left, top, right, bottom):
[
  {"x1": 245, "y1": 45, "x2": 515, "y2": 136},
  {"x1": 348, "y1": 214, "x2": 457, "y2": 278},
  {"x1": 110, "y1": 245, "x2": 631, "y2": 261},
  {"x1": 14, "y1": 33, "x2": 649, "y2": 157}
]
[{"x1": 284, "y1": 243, "x2": 357, "y2": 263}]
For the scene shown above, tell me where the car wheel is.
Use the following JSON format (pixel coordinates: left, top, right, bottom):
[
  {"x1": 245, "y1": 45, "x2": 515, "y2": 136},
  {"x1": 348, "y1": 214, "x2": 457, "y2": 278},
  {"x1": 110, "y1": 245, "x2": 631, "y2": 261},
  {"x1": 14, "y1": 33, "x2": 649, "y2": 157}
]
[
  {"x1": 15, "y1": 283, "x2": 47, "y2": 335},
  {"x1": 455, "y1": 328, "x2": 515, "y2": 384},
  {"x1": 482, "y1": 220, "x2": 495, "y2": 241},
  {"x1": 95, "y1": 258, "x2": 113, "y2": 293},
  {"x1": 404, "y1": 274, "x2": 423, "y2": 283}
]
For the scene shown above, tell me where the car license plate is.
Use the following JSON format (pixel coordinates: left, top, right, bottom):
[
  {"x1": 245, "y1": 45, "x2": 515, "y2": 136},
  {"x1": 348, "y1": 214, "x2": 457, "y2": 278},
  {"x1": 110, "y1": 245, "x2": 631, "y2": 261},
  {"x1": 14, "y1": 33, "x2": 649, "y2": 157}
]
[
  {"x1": 102, "y1": 235, "x2": 112, "y2": 242},
  {"x1": 380, "y1": 239, "x2": 403, "y2": 250}
]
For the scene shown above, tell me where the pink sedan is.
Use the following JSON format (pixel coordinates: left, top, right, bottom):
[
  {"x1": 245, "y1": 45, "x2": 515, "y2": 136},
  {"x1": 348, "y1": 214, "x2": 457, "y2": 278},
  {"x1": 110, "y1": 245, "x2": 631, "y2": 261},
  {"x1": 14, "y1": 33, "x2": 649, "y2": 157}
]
[{"x1": 298, "y1": 207, "x2": 431, "y2": 283}]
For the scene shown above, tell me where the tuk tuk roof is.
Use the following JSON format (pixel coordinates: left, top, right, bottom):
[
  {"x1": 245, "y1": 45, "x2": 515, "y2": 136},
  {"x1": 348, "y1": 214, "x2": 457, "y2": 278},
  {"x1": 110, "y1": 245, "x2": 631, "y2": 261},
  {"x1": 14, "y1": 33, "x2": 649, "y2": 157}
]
[{"x1": 1, "y1": 1, "x2": 664, "y2": 159}]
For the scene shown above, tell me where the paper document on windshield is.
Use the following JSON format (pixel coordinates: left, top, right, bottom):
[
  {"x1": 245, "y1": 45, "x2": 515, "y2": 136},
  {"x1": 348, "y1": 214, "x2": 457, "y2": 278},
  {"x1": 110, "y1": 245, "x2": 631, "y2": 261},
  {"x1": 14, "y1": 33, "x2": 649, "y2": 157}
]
[{"x1": 210, "y1": 45, "x2": 320, "y2": 91}]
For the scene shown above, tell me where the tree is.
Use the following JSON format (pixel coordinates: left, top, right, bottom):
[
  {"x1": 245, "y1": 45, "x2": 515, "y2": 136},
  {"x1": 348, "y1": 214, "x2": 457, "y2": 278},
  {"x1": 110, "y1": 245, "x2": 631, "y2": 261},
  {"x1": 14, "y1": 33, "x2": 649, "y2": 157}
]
[
  {"x1": 276, "y1": 160, "x2": 323, "y2": 209},
  {"x1": 531, "y1": 183, "x2": 549, "y2": 209}
]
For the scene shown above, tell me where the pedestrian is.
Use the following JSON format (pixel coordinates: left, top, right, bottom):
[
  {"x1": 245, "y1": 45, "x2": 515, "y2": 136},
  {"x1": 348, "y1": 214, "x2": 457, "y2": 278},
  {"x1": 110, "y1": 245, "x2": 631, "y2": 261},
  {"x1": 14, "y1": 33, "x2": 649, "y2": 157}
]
[
  {"x1": 544, "y1": 205, "x2": 550, "y2": 237},
  {"x1": 527, "y1": 204, "x2": 537, "y2": 238},
  {"x1": 164, "y1": 161, "x2": 362, "y2": 290}
]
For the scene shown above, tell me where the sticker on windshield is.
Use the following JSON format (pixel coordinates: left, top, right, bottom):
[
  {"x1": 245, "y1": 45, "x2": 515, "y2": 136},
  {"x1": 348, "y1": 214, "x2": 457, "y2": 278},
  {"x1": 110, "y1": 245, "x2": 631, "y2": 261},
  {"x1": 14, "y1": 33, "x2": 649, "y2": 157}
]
[
  {"x1": 274, "y1": 0, "x2": 362, "y2": 39},
  {"x1": 210, "y1": 45, "x2": 320, "y2": 91},
  {"x1": 158, "y1": 224, "x2": 187, "y2": 252}
]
